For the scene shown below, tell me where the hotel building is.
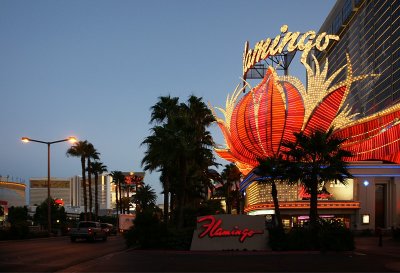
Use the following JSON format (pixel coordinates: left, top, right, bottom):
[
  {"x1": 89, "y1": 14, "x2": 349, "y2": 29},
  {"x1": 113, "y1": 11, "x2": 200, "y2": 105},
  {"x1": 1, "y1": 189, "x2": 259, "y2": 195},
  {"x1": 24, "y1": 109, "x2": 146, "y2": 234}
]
[
  {"x1": 316, "y1": 0, "x2": 400, "y2": 117},
  {"x1": 245, "y1": 162, "x2": 400, "y2": 231},
  {"x1": 29, "y1": 176, "x2": 113, "y2": 217},
  {"x1": 28, "y1": 172, "x2": 144, "y2": 217},
  {"x1": 311, "y1": 0, "x2": 400, "y2": 230},
  {"x1": 0, "y1": 180, "x2": 26, "y2": 225},
  {"x1": 213, "y1": 0, "x2": 400, "y2": 232}
]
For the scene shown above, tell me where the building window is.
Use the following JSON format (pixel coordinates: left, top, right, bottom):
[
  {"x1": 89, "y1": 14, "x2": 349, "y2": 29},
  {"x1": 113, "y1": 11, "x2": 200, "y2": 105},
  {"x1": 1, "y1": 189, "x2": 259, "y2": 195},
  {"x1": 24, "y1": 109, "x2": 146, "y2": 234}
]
[
  {"x1": 362, "y1": 214, "x2": 370, "y2": 224},
  {"x1": 343, "y1": 0, "x2": 352, "y2": 22}
]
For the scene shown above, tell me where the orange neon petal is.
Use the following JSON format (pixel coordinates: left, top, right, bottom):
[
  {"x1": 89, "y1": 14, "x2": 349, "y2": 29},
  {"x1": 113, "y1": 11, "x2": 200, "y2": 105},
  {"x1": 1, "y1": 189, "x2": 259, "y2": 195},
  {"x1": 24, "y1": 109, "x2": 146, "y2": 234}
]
[
  {"x1": 345, "y1": 124, "x2": 400, "y2": 161},
  {"x1": 333, "y1": 106, "x2": 400, "y2": 163},
  {"x1": 334, "y1": 107, "x2": 400, "y2": 147},
  {"x1": 304, "y1": 86, "x2": 347, "y2": 135},
  {"x1": 263, "y1": 69, "x2": 286, "y2": 155},
  {"x1": 281, "y1": 81, "x2": 305, "y2": 145},
  {"x1": 230, "y1": 94, "x2": 259, "y2": 164}
]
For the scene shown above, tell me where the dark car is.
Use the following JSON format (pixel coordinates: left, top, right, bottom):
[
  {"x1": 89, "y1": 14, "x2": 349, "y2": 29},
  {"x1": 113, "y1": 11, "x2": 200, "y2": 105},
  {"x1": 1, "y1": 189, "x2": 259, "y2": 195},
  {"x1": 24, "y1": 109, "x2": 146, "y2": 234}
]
[
  {"x1": 70, "y1": 221, "x2": 107, "y2": 242},
  {"x1": 101, "y1": 223, "x2": 117, "y2": 236}
]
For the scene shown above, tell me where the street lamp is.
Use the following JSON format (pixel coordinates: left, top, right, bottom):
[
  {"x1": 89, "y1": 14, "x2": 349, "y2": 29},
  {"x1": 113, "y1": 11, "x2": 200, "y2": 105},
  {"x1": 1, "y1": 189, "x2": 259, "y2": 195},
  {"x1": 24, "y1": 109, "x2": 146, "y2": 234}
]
[{"x1": 21, "y1": 136, "x2": 77, "y2": 235}]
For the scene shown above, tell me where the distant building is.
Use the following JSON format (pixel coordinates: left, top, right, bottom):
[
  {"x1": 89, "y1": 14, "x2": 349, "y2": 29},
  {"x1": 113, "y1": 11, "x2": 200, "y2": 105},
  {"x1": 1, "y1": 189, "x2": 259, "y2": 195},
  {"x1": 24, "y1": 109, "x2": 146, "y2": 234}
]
[
  {"x1": 0, "y1": 180, "x2": 26, "y2": 226},
  {"x1": 28, "y1": 171, "x2": 145, "y2": 218},
  {"x1": 30, "y1": 178, "x2": 71, "y2": 206},
  {"x1": 0, "y1": 180, "x2": 26, "y2": 207},
  {"x1": 29, "y1": 175, "x2": 113, "y2": 217}
]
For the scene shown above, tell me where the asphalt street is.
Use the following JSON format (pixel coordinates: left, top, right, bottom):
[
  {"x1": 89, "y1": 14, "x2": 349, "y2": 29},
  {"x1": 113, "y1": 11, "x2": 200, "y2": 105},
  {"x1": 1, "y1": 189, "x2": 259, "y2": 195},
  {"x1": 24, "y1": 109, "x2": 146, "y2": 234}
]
[{"x1": 57, "y1": 236, "x2": 400, "y2": 272}]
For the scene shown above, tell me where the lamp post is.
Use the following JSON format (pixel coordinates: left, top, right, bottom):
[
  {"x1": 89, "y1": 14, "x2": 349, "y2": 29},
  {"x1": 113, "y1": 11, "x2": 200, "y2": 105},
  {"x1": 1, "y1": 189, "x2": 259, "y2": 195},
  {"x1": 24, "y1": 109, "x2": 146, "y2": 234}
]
[{"x1": 22, "y1": 136, "x2": 77, "y2": 235}]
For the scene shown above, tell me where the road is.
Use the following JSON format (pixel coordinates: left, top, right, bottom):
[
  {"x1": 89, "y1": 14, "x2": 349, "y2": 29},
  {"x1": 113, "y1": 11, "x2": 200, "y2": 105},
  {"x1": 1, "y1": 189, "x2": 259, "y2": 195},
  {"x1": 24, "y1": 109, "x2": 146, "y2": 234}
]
[
  {"x1": 58, "y1": 236, "x2": 400, "y2": 273},
  {"x1": 0, "y1": 235, "x2": 126, "y2": 272},
  {"x1": 1, "y1": 235, "x2": 399, "y2": 272}
]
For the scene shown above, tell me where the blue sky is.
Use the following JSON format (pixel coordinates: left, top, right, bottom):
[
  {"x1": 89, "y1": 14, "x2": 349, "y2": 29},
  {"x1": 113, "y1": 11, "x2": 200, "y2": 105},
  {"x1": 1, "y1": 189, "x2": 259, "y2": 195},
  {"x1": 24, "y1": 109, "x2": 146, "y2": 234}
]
[{"x1": 0, "y1": 0, "x2": 335, "y2": 204}]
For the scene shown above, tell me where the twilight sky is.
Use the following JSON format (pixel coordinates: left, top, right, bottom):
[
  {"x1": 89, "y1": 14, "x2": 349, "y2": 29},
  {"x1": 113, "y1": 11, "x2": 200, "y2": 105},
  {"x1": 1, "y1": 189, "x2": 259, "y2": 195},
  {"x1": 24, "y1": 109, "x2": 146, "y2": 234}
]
[{"x1": 0, "y1": 0, "x2": 335, "y2": 203}]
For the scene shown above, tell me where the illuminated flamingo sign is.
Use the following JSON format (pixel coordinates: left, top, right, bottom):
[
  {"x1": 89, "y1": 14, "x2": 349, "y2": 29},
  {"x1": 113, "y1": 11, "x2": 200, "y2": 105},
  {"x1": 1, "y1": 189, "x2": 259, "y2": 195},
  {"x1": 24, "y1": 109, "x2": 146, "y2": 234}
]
[
  {"x1": 211, "y1": 24, "x2": 400, "y2": 184},
  {"x1": 197, "y1": 215, "x2": 264, "y2": 243},
  {"x1": 190, "y1": 214, "x2": 267, "y2": 250}
]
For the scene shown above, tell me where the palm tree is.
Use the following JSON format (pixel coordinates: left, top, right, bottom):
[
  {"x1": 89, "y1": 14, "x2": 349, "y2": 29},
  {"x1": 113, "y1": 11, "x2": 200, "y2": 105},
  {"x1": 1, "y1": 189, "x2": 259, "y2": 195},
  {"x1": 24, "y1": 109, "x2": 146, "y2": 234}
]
[
  {"x1": 147, "y1": 95, "x2": 180, "y2": 224},
  {"x1": 143, "y1": 96, "x2": 182, "y2": 224},
  {"x1": 253, "y1": 155, "x2": 287, "y2": 231},
  {"x1": 150, "y1": 95, "x2": 180, "y2": 124},
  {"x1": 90, "y1": 161, "x2": 107, "y2": 220},
  {"x1": 66, "y1": 140, "x2": 90, "y2": 220},
  {"x1": 86, "y1": 143, "x2": 99, "y2": 220},
  {"x1": 215, "y1": 164, "x2": 242, "y2": 214},
  {"x1": 179, "y1": 95, "x2": 217, "y2": 222},
  {"x1": 282, "y1": 128, "x2": 353, "y2": 229},
  {"x1": 110, "y1": 171, "x2": 124, "y2": 215},
  {"x1": 205, "y1": 169, "x2": 220, "y2": 198},
  {"x1": 132, "y1": 183, "x2": 157, "y2": 212},
  {"x1": 142, "y1": 95, "x2": 216, "y2": 228}
]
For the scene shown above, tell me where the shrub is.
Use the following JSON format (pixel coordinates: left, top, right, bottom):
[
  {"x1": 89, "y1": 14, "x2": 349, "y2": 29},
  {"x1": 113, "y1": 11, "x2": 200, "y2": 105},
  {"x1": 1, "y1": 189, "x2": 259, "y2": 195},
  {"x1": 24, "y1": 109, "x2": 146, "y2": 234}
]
[
  {"x1": 392, "y1": 227, "x2": 400, "y2": 241},
  {"x1": 268, "y1": 219, "x2": 354, "y2": 251},
  {"x1": 268, "y1": 227, "x2": 287, "y2": 250},
  {"x1": 163, "y1": 226, "x2": 194, "y2": 250},
  {"x1": 9, "y1": 222, "x2": 30, "y2": 239},
  {"x1": 124, "y1": 210, "x2": 167, "y2": 249},
  {"x1": 317, "y1": 219, "x2": 354, "y2": 251},
  {"x1": 286, "y1": 227, "x2": 317, "y2": 250}
]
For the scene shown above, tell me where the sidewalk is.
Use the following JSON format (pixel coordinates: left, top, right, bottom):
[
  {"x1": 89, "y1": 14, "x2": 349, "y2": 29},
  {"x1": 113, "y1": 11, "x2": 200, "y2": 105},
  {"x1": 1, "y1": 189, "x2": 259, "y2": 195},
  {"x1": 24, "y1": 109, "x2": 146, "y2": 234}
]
[
  {"x1": 355, "y1": 235, "x2": 400, "y2": 255},
  {"x1": 354, "y1": 236, "x2": 400, "y2": 272}
]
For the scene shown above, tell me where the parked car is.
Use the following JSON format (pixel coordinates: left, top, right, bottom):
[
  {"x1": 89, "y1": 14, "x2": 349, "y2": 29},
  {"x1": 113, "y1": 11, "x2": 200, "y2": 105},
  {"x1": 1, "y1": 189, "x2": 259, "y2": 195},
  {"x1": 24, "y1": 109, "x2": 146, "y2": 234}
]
[
  {"x1": 69, "y1": 221, "x2": 107, "y2": 242},
  {"x1": 101, "y1": 223, "x2": 117, "y2": 236}
]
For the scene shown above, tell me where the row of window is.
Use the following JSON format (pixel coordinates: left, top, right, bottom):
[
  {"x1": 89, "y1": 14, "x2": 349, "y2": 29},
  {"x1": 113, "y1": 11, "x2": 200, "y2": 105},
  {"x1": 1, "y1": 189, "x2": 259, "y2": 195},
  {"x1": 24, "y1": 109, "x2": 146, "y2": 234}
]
[{"x1": 332, "y1": 0, "x2": 353, "y2": 34}]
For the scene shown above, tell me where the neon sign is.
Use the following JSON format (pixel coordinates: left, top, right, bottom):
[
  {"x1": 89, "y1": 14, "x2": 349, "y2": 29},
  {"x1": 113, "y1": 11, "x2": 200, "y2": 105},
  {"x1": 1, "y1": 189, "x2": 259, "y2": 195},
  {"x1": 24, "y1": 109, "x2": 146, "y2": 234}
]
[
  {"x1": 298, "y1": 186, "x2": 332, "y2": 200},
  {"x1": 197, "y1": 215, "x2": 264, "y2": 243},
  {"x1": 242, "y1": 25, "x2": 339, "y2": 76}
]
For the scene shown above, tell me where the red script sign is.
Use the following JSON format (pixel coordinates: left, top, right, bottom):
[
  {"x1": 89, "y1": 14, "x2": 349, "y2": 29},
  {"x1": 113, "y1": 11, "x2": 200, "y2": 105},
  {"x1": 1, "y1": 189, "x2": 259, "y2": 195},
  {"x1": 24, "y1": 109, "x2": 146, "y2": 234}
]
[{"x1": 197, "y1": 215, "x2": 264, "y2": 243}]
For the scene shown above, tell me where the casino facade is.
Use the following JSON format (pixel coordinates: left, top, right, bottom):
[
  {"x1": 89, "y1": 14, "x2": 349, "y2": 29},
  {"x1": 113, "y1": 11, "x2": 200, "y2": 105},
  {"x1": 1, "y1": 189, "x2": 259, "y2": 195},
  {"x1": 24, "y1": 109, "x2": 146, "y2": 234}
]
[{"x1": 210, "y1": 0, "x2": 400, "y2": 231}]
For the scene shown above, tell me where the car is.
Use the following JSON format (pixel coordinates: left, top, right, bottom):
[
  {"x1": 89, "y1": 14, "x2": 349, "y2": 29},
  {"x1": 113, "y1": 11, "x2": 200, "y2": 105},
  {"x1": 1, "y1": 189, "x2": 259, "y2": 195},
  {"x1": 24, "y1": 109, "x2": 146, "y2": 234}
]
[
  {"x1": 69, "y1": 221, "x2": 107, "y2": 242},
  {"x1": 101, "y1": 223, "x2": 117, "y2": 236}
]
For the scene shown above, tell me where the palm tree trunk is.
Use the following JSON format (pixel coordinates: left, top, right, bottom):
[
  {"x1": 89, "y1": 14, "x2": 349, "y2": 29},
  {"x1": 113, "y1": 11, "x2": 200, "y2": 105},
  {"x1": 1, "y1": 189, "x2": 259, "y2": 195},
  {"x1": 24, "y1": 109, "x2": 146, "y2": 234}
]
[
  {"x1": 235, "y1": 181, "x2": 241, "y2": 214},
  {"x1": 115, "y1": 181, "x2": 119, "y2": 216},
  {"x1": 163, "y1": 177, "x2": 170, "y2": 224},
  {"x1": 271, "y1": 181, "x2": 283, "y2": 231},
  {"x1": 309, "y1": 183, "x2": 319, "y2": 229},
  {"x1": 94, "y1": 173, "x2": 99, "y2": 221},
  {"x1": 170, "y1": 192, "x2": 176, "y2": 224},
  {"x1": 177, "y1": 158, "x2": 187, "y2": 228},
  {"x1": 118, "y1": 183, "x2": 123, "y2": 214},
  {"x1": 81, "y1": 156, "x2": 87, "y2": 221},
  {"x1": 127, "y1": 185, "x2": 130, "y2": 214},
  {"x1": 87, "y1": 158, "x2": 93, "y2": 221},
  {"x1": 226, "y1": 184, "x2": 231, "y2": 214}
]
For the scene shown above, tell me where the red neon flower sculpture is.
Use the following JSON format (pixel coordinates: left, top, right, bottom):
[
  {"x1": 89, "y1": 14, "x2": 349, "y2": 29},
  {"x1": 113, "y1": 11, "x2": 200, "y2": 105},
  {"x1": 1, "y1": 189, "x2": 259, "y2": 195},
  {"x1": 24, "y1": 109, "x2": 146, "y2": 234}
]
[{"x1": 212, "y1": 54, "x2": 400, "y2": 174}]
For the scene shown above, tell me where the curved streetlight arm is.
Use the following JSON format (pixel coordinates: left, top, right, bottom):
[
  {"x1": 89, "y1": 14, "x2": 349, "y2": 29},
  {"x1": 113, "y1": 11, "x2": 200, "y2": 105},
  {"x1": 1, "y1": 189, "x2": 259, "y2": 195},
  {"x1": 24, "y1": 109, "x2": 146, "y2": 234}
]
[{"x1": 21, "y1": 137, "x2": 77, "y2": 145}]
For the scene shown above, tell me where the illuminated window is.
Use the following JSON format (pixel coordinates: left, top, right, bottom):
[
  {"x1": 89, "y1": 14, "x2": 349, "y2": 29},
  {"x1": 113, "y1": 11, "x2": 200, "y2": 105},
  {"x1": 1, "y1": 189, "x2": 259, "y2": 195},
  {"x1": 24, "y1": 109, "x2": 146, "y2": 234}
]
[
  {"x1": 283, "y1": 219, "x2": 291, "y2": 228},
  {"x1": 362, "y1": 214, "x2": 370, "y2": 224}
]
